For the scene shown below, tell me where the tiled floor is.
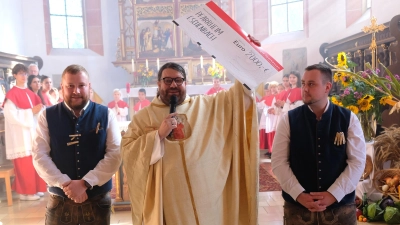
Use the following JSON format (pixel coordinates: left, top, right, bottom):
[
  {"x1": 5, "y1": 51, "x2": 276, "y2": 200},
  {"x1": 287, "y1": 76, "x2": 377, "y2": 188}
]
[{"x1": 0, "y1": 152, "x2": 385, "y2": 224}]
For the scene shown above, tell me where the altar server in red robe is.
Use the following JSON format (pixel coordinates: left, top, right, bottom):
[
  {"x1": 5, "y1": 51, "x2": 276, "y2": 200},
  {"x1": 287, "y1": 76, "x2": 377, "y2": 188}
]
[
  {"x1": 133, "y1": 88, "x2": 151, "y2": 113},
  {"x1": 3, "y1": 64, "x2": 46, "y2": 200}
]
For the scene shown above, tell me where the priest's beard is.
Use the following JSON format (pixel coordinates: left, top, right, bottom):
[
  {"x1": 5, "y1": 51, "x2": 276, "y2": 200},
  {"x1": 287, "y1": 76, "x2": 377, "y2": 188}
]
[{"x1": 159, "y1": 87, "x2": 186, "y2": 106}]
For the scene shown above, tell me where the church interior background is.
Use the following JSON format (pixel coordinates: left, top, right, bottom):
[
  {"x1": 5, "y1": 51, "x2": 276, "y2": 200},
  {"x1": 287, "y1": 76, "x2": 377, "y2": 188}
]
[{"x1": 1, "y1": 0, "x2": 400, "y2": 224}]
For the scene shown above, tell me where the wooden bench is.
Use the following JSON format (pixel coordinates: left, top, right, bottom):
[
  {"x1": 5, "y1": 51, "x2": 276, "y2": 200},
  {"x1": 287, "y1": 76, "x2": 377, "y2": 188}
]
[{"x1": 0, "y1": 166, "x2": 14, "y2": 206}]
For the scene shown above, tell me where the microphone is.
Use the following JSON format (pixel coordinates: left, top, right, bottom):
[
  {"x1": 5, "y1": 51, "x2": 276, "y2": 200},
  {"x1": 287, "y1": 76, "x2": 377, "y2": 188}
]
[
  {"x1": 170, "y1": 95, "x2": 177, "y2": 114},
  {"x1": 169, "y1": 95, "x2": 177, "y2": 137}
]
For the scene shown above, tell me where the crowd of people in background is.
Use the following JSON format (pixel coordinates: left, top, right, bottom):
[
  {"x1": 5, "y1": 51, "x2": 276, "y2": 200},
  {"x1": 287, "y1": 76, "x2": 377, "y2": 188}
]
[{"x1": 257, "y1": 71, "x2": 304, "y2": 158}]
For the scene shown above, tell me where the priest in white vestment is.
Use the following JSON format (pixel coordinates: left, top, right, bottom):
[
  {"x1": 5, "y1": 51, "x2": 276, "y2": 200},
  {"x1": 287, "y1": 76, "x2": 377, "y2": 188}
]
[{"x1": 121, "y1": 62, "x2": 259, "y2": 225}]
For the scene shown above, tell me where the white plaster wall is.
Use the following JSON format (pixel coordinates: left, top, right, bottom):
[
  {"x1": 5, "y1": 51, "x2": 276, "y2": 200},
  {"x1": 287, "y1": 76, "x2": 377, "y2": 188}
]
[
  {"x1": 259, "y1": 0, "x2": 400, "y2": 82},
  {"x1": 0, "y1": 0, "x2": 25, "y2": 54},
  {"x1": 1, "y1": 0, "x2": 128, "y2": 104}
]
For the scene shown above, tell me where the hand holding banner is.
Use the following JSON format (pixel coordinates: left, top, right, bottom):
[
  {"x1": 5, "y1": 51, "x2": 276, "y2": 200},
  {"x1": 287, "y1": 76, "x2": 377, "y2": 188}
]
[{"x1": 174, "y1": 1, "x2": 283, "y2": 90}]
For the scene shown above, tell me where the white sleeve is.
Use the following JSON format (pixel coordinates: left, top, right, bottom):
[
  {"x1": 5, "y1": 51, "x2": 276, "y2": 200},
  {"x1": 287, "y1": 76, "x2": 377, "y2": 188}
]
[
  {"x1": 327, "y1": 113, "x2": 366, "y2": 201},
  {"x1": 3, "y1": 100, "x2": 34, "y2": 128},
  {"x1": 271, "y1": 113, "x2": 305, "y2": 200},
  {"x1": 119, "y1": 106, "x2": 129, "y2": 117}
]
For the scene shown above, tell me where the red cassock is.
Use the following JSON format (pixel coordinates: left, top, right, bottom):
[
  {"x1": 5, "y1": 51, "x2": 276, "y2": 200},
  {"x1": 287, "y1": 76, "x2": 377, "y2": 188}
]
[
  {"x1": 287, "y1": 87, "x2": 302, "y2": 103},
  {"x1": 206, "y1": 87, "x2": 225, "y2": 95},
  {"x1": 108, "y1": 100, "x2": 128, "y2": 109},
  {"x1": 5, "y1": 87, "x2": 47, "y2": 195},
  {"x1": 133, "y1": 99, "x2": 151, "y2": 112}
]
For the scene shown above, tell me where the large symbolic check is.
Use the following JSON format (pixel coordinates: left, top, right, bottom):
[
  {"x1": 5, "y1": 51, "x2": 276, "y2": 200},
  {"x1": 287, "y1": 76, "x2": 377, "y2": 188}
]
[{"x1": 174, "y1": 1, "x2": 283, "y2": 90}]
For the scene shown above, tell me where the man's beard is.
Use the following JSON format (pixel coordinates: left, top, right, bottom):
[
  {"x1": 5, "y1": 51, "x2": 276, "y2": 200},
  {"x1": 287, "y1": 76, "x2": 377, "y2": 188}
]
[
  {"x1": 159, "y1": 88, "x2": 186, "y2": 105},
  {"x1": 66, "y1": 96, "x2": 89, "y2": 111}
]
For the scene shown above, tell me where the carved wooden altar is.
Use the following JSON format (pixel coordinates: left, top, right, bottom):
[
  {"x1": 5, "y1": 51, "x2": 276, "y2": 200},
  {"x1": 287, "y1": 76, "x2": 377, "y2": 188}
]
[{"x1": 112, "y1": 0, "x2": 235, "y2": 87}]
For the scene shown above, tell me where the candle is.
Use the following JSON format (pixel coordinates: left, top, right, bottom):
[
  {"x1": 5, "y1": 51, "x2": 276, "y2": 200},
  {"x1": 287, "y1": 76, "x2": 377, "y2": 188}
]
[
  {"x1": 131, "y1": 59, "x2": 135, "y2": 72},
  {"x1": 212, "y1": 58, "x2": 215, "y2": 69},
  {"x1": 157, "y1": 58, "x2": 160, "y2": 70},
  {"x1": 200, "y1": 56, "x2": 203, "y2": 69},
  {"x1": 146, "y1": 59, "x2": 148, "y2": 70}
]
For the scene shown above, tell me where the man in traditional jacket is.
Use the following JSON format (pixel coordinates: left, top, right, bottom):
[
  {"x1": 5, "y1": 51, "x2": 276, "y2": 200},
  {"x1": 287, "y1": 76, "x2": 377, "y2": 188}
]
[
  {"x1": 271, "y1": 64, "x2": 366, "y2": 225},
  {"x1": 108, "y1": 88, "x2": 129, "y2": 121},
  {"x1": 33, "y1": 64, "x2": 121, "y2": 224},
  {"x1": 121, "y1": 62, "x2": 259, "y2": 225}
]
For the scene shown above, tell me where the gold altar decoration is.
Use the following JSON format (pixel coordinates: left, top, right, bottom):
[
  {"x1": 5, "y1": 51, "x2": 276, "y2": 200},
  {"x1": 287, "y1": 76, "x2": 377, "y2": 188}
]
[{"x1": 362, "y1": 16, "x2": 387, "y2": 70}]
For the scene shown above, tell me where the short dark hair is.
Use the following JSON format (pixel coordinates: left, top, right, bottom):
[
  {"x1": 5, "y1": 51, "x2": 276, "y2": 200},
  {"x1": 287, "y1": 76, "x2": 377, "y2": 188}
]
[
  {"x1": 62, "y1": 64, "x2": 89, "y2": 80},
  {"x1": 12, "y1": 64, "x2": 28, "y2": 75},
  {"x1": 139, "y1": 88, "x2": 146, "y2": 95},
  {"x1": 264, "y1": 83, "x2": 269, "y2": 89},
  {"x1": 283, "y1": 74, "x2": 289, "y2": 79},
  {"x1": 157, "y1": 62, "x2": 186, "y2": 81},
  {"x1": 305, "y1": 64, "x2": 332, "y2": 83}
]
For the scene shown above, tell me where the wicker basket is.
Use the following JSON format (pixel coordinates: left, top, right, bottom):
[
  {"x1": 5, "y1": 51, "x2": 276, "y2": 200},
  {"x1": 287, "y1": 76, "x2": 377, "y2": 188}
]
[{"x1": 373, "y1": 169, "x2": 400, "y2": 196}]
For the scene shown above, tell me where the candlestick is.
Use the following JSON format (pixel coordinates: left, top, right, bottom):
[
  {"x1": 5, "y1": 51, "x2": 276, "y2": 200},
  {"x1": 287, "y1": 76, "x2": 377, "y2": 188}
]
[
  {"x1": 157, "y1": 58, "x2": 160, "y2": 70},
  {"x1": 131, "y1": 59, "x2": 135, "y2": 72},
  {"x1": 212, "y1": 58, "x2": 215, "y2": 69},
  {"x1": 200, "y1": 55, "x2": 203, "y2": 69},
  {"x1": 146, "y1": 59, "x2": 148, "y2": 70}
]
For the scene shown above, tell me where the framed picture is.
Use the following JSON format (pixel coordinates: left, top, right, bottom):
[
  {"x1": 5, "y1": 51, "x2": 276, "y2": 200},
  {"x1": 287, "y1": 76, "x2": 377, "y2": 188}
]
[
  {"x1": 136, "y1": 4, "x2": 176, "y2": 58},
  {"x1": 282, "y1": 47, "x2": 307, "y2": 75}
]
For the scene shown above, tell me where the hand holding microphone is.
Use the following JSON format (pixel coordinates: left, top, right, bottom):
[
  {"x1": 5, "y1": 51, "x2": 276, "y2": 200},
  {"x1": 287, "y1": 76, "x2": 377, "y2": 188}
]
[{"x1": 158, "y1": 96, "x2": 178, "y2": 140}]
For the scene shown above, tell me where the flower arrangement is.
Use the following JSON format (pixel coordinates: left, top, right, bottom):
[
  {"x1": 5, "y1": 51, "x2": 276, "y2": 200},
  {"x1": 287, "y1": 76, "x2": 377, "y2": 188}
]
[
  {"x1": 137, "y1": 64, "x2": 154, "y2": 86},
  {"x1": 207, "y1": 63, "x2": 224, "y2": 79},
  {"x1": 328, "y1": 52, "x2": 400, "y2": 141}
]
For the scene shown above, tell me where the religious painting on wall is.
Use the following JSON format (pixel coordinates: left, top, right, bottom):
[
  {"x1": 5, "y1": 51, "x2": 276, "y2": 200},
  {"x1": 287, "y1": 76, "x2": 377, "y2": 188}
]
[
  {"x1": 179, "y1": 0, "x2": 233, "y2": 17},
  {"x1": 179, "y1": 3, "x2": 209, "y2": 57},
  {"x1": 135, "y1": 0, "x2": 172, "y2": 3},
  {"x1": 136, "y1": 4, "x2": 176, "y2": 58},
  {"x1": 282, "y1": 47, "x2": 307, "y2": 75}
]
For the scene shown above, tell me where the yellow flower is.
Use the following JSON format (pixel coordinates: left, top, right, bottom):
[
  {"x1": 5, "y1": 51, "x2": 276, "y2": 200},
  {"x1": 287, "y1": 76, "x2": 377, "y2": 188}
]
[
  {"x1": 347, "y1": 105, "x2": 359, "y2": 114},
  {"x1": 340, "y1": 75, "x2": 351, "y2": 87},
  {"x1": 337, "y1": 52, "x2": 347, "y2": 67},
  {"x1": 330, "y1": 96, "x2": 343, "y2": 106},
  {"x1": 333, "y1": 73, "x2": 340, "y2": 82},
  {"x1": 357, "y1": 98, "x2": 372, "y2": 112},
  {"x1": 362, "y1": 95, "x2": 374, "y2": 102},
  {"x1": 379, "y1": 95, "x2": 397, "y2": 106}
]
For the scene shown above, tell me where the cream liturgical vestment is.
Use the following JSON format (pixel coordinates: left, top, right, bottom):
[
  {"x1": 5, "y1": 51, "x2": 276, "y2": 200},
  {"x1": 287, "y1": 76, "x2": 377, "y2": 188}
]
[{"x1": 121, "y1": 81, "x2": 259, "y2": 225}]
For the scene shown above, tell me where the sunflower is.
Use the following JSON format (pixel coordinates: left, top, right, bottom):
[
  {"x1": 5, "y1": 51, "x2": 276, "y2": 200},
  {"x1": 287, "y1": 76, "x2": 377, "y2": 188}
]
[
  {"x1": 379, "y1": 95, "x2": 397, "y2": 106},
  {"x1": 347, "y1": 105, "x2": 359, "y2": 114},
  {"x1": 333, "y1": 73, "x2": 340, "y2": 82},
  {"x1": 340, "y1": 75, "x2": 351, "y2": 87},
  {"x1": 357, "y1": 98, "x2": 373, "y2": 112},
  {"x1": 337, "y1": 52, "x2": 347, "y2": 67},
  {"x1": 331, "y1": 96, "x2": 339, "y2": 105},
  {"x1": 362, "y1": 95, "x2": 374, "y2": 102}
]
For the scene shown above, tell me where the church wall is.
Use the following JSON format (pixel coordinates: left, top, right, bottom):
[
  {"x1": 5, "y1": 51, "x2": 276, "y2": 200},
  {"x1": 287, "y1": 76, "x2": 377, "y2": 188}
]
[
  {"x1": 258, "y1": 0, "x2": 400, "y2": 83},
  {"x1": 0, "y1": 0, "x2": 25, "y2": 55},
  {"x1": 0, "y1": 0, "x2": 129, "y2": 104}
]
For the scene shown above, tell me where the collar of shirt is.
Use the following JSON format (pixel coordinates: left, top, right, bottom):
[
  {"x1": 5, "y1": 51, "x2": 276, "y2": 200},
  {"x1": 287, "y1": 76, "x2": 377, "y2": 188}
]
[
  {"x1": 307, "y1": 100, "x2": 330, "y2": 120},
  {"x1": 63, "y1": 100, "x2": 91, "y2": 117}
]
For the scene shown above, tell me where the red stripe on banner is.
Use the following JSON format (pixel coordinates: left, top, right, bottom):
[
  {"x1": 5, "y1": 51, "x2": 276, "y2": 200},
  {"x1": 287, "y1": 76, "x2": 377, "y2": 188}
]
[{"x1": 206, "y1": 1, "x2": 283, "y2": 72}]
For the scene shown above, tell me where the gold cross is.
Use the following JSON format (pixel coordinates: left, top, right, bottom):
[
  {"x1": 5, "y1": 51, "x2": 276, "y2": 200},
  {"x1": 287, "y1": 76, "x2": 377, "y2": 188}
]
[{"x1": 362, "y1": 16, "x2": 386, "y2": 69}]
